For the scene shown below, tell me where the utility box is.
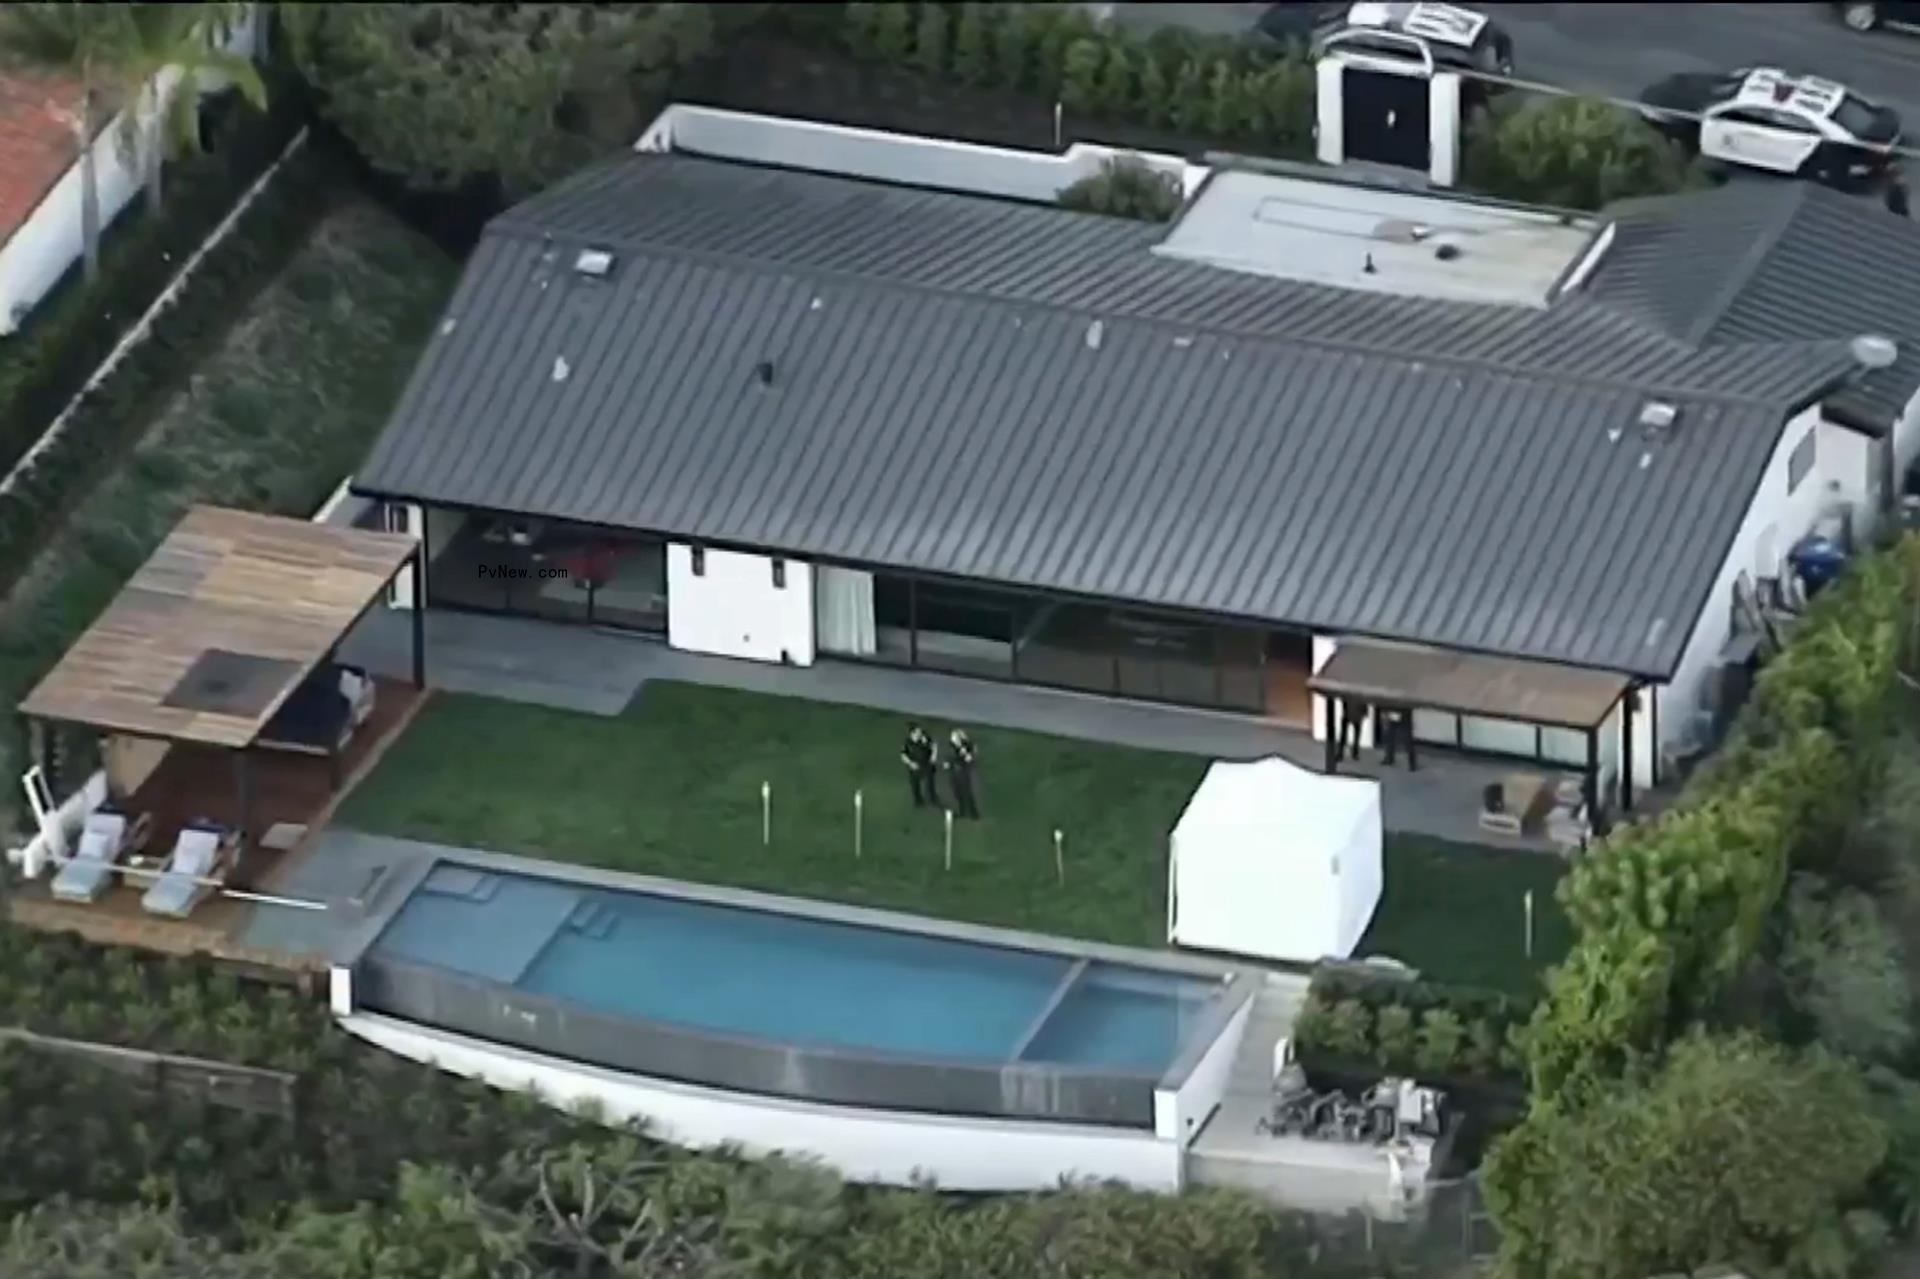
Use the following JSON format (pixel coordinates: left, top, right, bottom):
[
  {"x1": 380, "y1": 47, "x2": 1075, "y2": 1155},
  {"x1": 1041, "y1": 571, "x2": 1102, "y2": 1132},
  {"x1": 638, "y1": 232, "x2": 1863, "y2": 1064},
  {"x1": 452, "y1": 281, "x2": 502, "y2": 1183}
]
[{"x1": 1314, "y1": 31, "x2": 1464, "y2": 187}]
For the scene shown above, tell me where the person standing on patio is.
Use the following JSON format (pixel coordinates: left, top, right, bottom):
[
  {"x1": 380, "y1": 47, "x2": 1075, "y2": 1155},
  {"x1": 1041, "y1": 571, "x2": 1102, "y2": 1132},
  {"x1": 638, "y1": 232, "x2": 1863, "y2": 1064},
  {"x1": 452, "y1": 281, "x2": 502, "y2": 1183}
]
[
  {"x1": 902, "y1": 723, "x2": 940, "y2": 809},
  {"x1": 946, "y1": 728, "x2": 981, "y2": 820},
  {"x1": 1380, "y1": 706, "x2": 1416, "y2": 771},
  {"x1": 1339, "y1": 698, "x2": 1369, "y2": 762}
]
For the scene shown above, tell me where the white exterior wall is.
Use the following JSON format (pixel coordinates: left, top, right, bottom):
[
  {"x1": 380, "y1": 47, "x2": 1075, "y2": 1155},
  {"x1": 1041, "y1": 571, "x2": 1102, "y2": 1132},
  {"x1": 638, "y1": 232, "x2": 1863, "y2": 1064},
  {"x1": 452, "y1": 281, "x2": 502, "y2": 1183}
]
[
  {"x1": 343, "y1": 1011, "x2": 1184, "y2": 1193},
  {"x1": 1658, "y1": 404, "x2": 1865, "y2": 769},
  {"x1": 1152, "y1": 992, "x2": 1251, "y2": 1148},
  {"x1": 0, "y1": 9, "x2": 262, "y2": 334},
  {"x1": 667, "y1": 544, "x2": 815, "y2": 666},
  {"x1": 636, "y1": 104, "x2": 1206, "y2": 204},
  {"x1": 1895, "y1": 387, "x2": 1920, "y2": 499}
]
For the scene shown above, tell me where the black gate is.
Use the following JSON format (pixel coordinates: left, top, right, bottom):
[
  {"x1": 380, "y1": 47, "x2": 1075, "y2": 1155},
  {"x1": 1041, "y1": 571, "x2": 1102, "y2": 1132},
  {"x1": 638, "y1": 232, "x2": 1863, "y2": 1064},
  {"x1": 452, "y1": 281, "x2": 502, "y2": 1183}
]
[{"x1": 1341, "y1": 68, "x2": 1432, "y2": 173}]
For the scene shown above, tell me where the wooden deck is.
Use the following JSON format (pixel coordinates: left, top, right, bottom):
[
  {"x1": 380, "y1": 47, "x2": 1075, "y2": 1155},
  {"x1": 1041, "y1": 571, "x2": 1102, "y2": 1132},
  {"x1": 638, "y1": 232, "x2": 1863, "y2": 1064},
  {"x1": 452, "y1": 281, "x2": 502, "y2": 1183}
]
[{"x1": 7, "y1": 678, "x2": 427, "y2": 972}]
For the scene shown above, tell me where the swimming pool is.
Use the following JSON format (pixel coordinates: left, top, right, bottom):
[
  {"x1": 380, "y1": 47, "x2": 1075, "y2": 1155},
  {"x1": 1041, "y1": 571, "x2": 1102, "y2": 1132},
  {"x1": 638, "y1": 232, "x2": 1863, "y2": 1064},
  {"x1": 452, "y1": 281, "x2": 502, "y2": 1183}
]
[{"x1": 352, "y1": 861, "x2": 1242, "y2": 1127}]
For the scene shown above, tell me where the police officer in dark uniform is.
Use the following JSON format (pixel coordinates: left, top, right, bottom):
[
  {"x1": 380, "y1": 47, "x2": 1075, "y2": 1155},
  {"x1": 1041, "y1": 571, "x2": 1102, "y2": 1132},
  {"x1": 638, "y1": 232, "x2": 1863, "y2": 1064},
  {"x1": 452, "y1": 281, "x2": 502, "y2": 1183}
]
[
  {"x1": 946, "y1": 728, "x2": 981, "y2": 820},
  {"x1": 901, "y1": 723, "x2": 939, "y2": 809}
]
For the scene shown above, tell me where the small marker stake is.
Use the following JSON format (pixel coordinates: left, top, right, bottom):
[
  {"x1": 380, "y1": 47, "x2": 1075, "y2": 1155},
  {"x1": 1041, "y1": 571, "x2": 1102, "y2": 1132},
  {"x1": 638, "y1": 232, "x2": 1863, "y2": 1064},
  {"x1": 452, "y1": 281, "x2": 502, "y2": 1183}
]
[
  {"x1": 761, "y1": 780, "x2": 771, "y2": 848},
  {"x1": 944, "y1": 809, "x2": 954, "y2": 871},
  {"x1": 854, "y1": 790, "x2": 864, "y2": 861},
  {"x1": 1523, "y1": 889, "x2": 1535, "y2": 959},
  {"x1": 1054, "y1": 829, "x2": 1065, "y2": 886}
]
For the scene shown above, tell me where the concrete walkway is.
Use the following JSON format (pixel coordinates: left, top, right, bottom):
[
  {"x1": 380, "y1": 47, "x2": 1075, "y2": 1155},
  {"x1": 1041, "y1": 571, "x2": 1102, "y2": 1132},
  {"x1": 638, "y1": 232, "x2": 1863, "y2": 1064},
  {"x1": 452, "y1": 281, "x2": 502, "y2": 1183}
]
[{"x1": 339, "y1": 607, "x2": 1563, "y2": 850}]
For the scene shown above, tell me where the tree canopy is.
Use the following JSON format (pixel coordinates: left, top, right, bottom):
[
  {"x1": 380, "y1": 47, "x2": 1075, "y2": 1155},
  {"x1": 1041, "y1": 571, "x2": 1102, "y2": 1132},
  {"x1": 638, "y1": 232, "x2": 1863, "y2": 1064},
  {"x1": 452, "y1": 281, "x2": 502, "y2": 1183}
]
[
  {"x1": 281, "y1": 3, "x2": 721, "y2": 195},
  {"x1": 1461, "y1": 95, "x2": 1706, "y2": 211}
]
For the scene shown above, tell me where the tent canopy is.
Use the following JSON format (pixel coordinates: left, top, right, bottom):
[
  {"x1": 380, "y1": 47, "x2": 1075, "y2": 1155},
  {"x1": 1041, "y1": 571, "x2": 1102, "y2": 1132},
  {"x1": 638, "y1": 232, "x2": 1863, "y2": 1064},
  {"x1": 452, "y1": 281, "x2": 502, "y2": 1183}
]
[{"x1": 1168, "y1": 755, "x2": 1383, "y2": 965}]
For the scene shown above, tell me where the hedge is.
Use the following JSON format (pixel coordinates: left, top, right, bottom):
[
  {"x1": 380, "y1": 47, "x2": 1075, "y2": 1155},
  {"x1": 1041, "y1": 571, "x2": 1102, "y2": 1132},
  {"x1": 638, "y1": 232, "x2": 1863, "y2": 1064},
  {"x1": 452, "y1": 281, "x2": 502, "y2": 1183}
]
[
  {"x1": 0, "y1": 147, "x2": 340, "y2": 599},
  {"x1": 0, "y1": 66, "x2": 310, "y2": 490},
  {"x1": 1291, "y1": 965, "x2": 1534, "y2": 1086},
  {"x1": 830, "y1": 2, "x2": 1317, "y2": 160},
  {"x1": 1526, "y1": 537, "x2": 1920, "y2": 1103}
]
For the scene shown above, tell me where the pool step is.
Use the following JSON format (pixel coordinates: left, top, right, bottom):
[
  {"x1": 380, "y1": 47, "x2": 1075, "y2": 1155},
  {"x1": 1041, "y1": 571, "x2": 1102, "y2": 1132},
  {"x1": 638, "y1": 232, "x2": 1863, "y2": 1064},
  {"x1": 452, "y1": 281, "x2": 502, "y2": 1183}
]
[
  {"x1": 565, "y1": 898, "x2": 617, "y2": 939},
  {"x1": 421, "y1": 866, "x2": 502, "y2": 903}
]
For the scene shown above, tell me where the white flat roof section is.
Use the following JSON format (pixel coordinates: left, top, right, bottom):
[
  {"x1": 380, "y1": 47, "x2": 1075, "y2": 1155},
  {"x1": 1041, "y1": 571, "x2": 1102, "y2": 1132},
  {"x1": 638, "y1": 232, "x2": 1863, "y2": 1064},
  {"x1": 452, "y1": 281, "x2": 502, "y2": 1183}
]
[{"x1": 1154, "y1": 170, "x2": 1601, "y2": 308}]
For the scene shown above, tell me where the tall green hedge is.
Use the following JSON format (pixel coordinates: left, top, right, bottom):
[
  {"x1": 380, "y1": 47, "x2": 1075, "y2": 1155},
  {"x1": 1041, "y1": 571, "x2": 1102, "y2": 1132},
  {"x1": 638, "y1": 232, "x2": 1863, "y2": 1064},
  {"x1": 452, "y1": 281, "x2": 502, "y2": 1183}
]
[
  {"x1": 1524, "y1": 539, "x2": 1920, "y2": 1103},
  {"x1": 0, "y1": 148, "x2": 340, "y2": 598},
  {"x1": 832, "y1": 2, "x2": 1317, "y2": 159},
  {"x1": 0, "y1": 70, "x2": 309, "y2": 487}
]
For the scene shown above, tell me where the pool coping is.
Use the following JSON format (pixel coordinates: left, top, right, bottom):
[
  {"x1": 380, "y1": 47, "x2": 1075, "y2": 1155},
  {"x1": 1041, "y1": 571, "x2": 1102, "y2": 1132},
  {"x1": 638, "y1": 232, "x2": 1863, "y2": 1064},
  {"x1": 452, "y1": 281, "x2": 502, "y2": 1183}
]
[{"x1": 322, "y1": 829, "x2": 1256, "y2": 1093}]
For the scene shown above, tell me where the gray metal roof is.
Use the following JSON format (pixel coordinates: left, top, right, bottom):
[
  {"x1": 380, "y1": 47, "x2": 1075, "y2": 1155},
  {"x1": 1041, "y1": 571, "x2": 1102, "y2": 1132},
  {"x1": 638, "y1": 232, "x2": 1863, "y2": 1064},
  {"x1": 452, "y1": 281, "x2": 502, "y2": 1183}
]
[
  {"x1": 358, "y1": 154, "x2": 1860, "y2": 680},
  {"x1": 1591, "y1": 181, "x2": 1920, "y2": 431}
]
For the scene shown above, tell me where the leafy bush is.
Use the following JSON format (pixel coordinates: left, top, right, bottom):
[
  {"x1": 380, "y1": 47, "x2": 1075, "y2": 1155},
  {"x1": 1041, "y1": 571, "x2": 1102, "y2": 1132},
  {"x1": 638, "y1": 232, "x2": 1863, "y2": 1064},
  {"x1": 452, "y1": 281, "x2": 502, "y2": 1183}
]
[
  {"x1": 1373, "y1": 1004, "x2": 1416, "y2": 1065},
  {"x1": 1415, "y1": 1008, "x2": 1467, "y2": 1078},
  {"x1": 912, "y1": 3, "x2": 949, "y2": 78},
  {"x1": 1461, "y1": 95, "x2": 1707, "y2": 210},
  {"x1": 0, "y1": 73, "x2": 306, "y2": 501},
  {"x1": 954, "y1": 2, "x2": 993, "y2": 85},
  {"x1": 1095, "y1": 41, "x2": 1135, "y2": 119},
  {"x1": 1057, "y1": 156, "x2": 1183, "y2": 221},
  {"x1": 0, "y1": 149, "x2": 341, "y2": 599},
  {"x1": 842, "y1": 1, "x2": 882, "y2": 58},
  {"x1": 872, "y1": 0, "x2": 913, "y2": 62},
  {"x1": 1485, "y1": 1033, "x2": 1886, "y2": 1279},
  {"x1": 1316, "y1": 998, "x2": 1373, "y2": 1061},
  {"x1": 1776, "y1": 874, "x2": 1912, "y2": 1063},
  {"x1": 1060, "y1": 37, "x2": 1104, "y2": 114}
]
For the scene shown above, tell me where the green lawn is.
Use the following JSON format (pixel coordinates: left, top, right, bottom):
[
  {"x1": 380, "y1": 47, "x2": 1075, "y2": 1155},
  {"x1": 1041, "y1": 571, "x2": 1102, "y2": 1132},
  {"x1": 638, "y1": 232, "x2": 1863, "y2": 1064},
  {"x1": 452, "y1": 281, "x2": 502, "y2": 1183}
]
[{"x1": 341, "y1": 683, "x2": 1570, "y2": 993}]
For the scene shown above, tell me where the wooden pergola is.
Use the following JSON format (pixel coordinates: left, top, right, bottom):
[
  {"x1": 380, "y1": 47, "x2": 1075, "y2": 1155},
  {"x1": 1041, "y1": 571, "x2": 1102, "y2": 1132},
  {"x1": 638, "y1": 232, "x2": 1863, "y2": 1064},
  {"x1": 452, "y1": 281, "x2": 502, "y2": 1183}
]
[
  {"x1": 18, "y1": 506, "x2": 423, "y2": 863},
  {"x1": 1308, "y1": 638, "x2": 1638, "y2": 812}
]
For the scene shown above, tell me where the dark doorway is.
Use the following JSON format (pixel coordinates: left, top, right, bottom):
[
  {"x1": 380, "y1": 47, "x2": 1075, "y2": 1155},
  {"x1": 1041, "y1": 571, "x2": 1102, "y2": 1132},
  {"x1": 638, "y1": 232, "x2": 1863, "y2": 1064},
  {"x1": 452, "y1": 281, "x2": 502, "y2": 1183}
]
[{"x1": 1342, "y1": 68, "x2": 1431, "y2": 173}]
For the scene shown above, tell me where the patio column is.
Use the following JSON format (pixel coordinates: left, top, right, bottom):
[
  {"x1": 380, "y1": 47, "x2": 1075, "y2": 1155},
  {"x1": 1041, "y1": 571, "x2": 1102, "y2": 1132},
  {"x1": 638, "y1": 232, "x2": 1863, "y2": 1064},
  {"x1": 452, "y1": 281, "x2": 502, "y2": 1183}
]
[
  {"x1": 410, "y1": 541, "x2": 427, "y2": 689},
  {"x1": 232, "y1": 747, "x2": 253, "y2": 869},
  {"x1": 1584, "y1": 727, "x2": 1599, "y2": 818},
  {"x1": 1620, "y1": 688, "x2": 1636, "y2": 812}
]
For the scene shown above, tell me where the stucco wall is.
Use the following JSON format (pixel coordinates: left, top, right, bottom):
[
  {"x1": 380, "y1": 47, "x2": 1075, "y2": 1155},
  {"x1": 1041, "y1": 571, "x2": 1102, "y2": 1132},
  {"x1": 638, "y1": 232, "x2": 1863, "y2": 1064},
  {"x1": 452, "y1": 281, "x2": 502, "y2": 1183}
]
[{"x1": 667, "y1": 543, "x2": 816, "y2": 666}]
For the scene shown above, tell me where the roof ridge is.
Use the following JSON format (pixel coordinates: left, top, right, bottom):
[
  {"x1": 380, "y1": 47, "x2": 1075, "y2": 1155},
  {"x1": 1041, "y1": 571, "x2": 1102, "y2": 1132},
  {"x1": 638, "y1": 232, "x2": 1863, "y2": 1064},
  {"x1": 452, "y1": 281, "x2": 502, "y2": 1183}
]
[{"x1": 1677, "y1": 182, "x2": 1808, "y2": 347}]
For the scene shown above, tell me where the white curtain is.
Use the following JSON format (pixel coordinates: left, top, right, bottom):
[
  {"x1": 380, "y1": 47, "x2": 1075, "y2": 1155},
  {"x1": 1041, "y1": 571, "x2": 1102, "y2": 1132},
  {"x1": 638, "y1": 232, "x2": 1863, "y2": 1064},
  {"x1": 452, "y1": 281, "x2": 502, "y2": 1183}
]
[{"x1": 815, "y1": 566, "x2": 877, "y2": 657}]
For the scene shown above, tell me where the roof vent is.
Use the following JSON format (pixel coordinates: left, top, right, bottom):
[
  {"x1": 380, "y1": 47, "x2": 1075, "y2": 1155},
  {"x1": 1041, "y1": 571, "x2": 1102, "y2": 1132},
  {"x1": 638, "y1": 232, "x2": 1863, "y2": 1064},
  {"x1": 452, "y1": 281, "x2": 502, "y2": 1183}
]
[
  {"x1": 1085, "y1": 320, "x2": 1105, "y2": 351},
  {"x1": 1433, "y1": 242, "x2": 1462, "y2": 262},
  {"x1": 551, "y1": 356, "x2": 571, "y2": 383},
  {"x1": 755, "y1": 360, "x2": 775, "y2": 387},
  {"x1": 1362, "y1": 253, "x2": 1377, "y2": 275},
  {"x1": 1852, "y1": 334, "x2": 1899, "y2": 371},
  {"x1": 1639, "y1": 400, "x2": 1679, "y2": 436},
  {"x1": 573, "y1": 248, "x2": 614, "y2": 278}
]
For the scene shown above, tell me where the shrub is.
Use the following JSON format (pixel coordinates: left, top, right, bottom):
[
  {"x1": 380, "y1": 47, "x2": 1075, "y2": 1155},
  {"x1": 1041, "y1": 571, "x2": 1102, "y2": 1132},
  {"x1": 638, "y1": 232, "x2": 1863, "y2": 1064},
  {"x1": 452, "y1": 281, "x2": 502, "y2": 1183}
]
[
  {"x1": 1373, "y1": 1004, "x2": 1416, "y2": 1065},
  {"x1": 872, "y1": 0, "x2": 913, "y2": 61},
  {"x1": 1028, "y1": 5, "x2": 1096, "y2": 96},
  {"x1": 953, "y1": 2, "x2": 993, "y2": 85},
  {"x1": 841, "y1": 2, "x2": 882, "y2": 59},
  {"x1": 1776, "y1": 874, "x2": 1911, "y2": 1063},
  {"x1": 1203, "y1": 59, "x2": 1242, "y2": 139},
  {"x1": 1094, "y1": 42, "x2": 1135, "y2": 119},
  {"x1": 988, "y1": 4, "x2": 1033, "y2": 89},
  {"x1": 1059, "y1": 37, "x2": 1104, "y2": 114},
  {"x1": 1461, "y1": 94, "x2": 1705, "y2": 210},
  {"x1": 1168, "y1": 59, "x2": 1209, "y2": 134},
  {"x1": 1058, "y1": 156, "x2": 1182, "y2": 221},
  {"x1": 1467, "y1": 1017, "x2": 1505, "y2": 1077},
  {"x1": 1318, "y1": 998, "x2": 1373, "y2": 1060},
  {"x1": 1135, "y1": 55, "x2": 1172, "y2": 128},
  {"x1": 912, "y1": 3, "x2": 949, "y2": 77},
  {"x1": 1415, "y1": 1008, "x2": 1466, "y2": 1079}
]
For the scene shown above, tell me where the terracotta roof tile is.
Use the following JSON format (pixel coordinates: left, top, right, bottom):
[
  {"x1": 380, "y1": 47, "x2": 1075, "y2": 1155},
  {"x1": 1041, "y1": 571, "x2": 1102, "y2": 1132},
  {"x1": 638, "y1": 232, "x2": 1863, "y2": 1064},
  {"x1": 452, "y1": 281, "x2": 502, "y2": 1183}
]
[{"x1": 0, "y1": 71, "x2": 82, "y2": 248}]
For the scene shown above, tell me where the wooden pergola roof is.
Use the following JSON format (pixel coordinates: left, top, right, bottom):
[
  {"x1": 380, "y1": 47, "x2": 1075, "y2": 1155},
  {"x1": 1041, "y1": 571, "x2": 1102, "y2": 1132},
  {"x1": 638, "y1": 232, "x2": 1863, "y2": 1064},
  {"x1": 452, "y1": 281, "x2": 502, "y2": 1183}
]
[
  {"x1": 1308, "y1": 638, "x2": 1630, "y2": 731},
  {"x1": 19, "y1": 506, "x2": 418, "y2": 748}
]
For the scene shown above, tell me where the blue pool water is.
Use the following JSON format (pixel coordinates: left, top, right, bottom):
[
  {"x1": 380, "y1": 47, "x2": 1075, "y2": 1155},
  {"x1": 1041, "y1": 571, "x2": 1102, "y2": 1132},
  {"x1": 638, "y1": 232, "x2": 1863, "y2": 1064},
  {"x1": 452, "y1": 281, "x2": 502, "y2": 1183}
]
[{"x1": 367, "y1": 864, "x2": 1221, "y2": 1073}]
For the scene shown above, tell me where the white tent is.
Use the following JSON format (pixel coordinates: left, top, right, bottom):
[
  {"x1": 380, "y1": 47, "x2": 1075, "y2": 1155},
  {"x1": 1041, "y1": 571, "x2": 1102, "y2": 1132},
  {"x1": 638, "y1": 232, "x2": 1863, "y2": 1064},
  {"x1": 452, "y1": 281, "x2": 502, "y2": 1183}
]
[{"x1": 1167, "y1": 756, "x2": 1383, "y2": 964}]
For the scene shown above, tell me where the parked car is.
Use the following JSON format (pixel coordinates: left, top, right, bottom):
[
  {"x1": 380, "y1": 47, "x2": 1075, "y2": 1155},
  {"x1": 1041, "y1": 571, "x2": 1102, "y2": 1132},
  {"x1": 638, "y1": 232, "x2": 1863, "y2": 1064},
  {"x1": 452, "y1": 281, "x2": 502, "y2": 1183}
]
[
  {"x1": 1834, "y1": 1, "x2": 1920, "y2": 33},
  {"x1": 1314, "y1": 1, "x2": 1515, "y2": 77},
  {"x1": 1638, "y1": 67, "x2": 1903, "y2": 189}
]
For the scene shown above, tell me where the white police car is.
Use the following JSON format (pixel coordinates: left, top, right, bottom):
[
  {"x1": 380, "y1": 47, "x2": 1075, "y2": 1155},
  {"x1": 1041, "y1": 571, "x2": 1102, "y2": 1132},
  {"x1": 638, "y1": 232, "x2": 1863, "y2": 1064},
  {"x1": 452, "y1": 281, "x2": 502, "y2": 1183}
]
[
  {"x1": 1317, "y1": 2, "x2": 1515, "y2": 76},
  {"x1": 1638, "y1": 67, "x2": 1903, "y2": 189}
]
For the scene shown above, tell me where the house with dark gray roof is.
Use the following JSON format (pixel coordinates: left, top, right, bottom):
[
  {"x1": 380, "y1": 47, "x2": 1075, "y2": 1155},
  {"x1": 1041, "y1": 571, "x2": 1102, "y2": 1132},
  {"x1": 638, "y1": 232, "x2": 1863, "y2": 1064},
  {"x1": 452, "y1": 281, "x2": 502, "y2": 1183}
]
[{"x1": 352, "y1": 106, "x2": 1920, "y2": 817}]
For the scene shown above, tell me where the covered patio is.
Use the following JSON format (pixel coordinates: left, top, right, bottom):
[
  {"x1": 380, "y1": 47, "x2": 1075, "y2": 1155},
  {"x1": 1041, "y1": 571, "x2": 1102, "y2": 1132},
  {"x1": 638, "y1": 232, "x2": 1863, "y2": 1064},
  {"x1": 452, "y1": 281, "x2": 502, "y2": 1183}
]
[
  {"x1": 13, "y1": 506, "x2": 426, "y2": 934},
  {"x1": 1311, "y1": 639, "x2": 1638, "y2": 839}
]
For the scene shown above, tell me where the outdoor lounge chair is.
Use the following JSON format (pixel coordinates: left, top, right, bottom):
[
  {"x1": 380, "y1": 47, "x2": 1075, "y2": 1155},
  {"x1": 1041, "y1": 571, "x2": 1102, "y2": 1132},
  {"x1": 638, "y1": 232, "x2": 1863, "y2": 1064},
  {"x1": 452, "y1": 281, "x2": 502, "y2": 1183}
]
[
  {"x1": 50, "y1": 808, "x2": 150, "y2": 903},
  {"x1": 139, "y1": 823, "x2": 235, "y2": 918}
]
